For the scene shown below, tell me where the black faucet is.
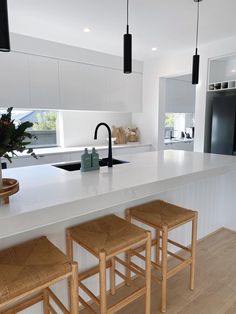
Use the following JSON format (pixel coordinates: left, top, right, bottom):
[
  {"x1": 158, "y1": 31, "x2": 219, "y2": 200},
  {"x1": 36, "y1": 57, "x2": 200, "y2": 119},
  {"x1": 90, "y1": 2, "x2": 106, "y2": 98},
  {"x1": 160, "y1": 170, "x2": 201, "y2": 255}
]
[{"x1": 94, "y1": 122, "x2": 113, "y2": 167}]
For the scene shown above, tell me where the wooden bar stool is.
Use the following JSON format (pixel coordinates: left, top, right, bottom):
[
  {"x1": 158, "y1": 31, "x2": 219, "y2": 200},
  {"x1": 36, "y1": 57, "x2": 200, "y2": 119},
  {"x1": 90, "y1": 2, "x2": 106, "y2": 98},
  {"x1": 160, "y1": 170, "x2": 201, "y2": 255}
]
[
  {"x1": 0, "y1": 236, "x2": 78, "y2": 314},
  {"x1": 66, "y1": 214, "x2": 152, "y2": 314},
  {"x1": 126, "y1": 200, "x2": 198, "y2": 313}
]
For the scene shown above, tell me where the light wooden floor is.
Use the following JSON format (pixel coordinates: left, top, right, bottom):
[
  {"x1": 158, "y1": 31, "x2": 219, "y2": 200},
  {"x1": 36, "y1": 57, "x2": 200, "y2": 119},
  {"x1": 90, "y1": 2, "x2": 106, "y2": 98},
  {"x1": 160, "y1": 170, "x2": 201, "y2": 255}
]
[{"x1": 81, "y1": 228, "x2": 236, "y2": 314}]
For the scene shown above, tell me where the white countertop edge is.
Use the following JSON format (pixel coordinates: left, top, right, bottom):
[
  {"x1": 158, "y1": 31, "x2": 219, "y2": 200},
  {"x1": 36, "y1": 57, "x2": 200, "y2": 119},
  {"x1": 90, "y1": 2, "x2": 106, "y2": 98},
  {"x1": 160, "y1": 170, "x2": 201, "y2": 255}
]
[{"x1": 0, "y1": 160, "x2": 234, "y2": 240}]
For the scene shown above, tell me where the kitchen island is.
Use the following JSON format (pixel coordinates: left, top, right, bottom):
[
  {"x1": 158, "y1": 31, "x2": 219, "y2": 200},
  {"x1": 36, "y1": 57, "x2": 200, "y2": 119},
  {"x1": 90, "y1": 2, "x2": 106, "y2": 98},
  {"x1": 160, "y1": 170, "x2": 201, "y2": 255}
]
[
  {"x1": 1, "y1": 150, "x2": 236, "y2": 313},
  {"x1": 1, "y1": 150, "x2": 236, "y2": 242}
]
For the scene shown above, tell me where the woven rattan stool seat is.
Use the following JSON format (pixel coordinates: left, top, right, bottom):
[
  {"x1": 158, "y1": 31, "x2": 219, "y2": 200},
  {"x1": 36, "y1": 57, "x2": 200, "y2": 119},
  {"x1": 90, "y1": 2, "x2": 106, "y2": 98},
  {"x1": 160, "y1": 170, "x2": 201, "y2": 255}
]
[
  {"x1": 69, "y1": 214, "x2": 147, "y2": 257},
  {"x1": 0, "y1": 236, "x2": 71, "y2": 305},
  {"x1": 126, "y1": 199, "x2": 198, "y2": 312},
  {"x1": 128, "y1": 200, "x2": 196, "y2": 229},
  {"x1": 67, "y1": 214, "x2": 152, "y2": 313}
]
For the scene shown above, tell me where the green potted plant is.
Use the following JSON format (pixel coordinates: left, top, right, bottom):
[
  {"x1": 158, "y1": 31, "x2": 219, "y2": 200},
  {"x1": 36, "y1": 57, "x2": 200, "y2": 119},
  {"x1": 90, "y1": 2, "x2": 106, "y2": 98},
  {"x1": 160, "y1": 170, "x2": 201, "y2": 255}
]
[{"x1": 0, "y1": 107, "x2": 37, "y2": 189}]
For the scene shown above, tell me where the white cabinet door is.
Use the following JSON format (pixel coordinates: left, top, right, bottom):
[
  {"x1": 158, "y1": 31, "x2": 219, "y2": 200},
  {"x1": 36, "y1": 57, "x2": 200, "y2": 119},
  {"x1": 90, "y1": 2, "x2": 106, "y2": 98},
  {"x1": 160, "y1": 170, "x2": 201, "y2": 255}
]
[
  {"x1": 59, "y1": 60, "x2": 143, "y2": 112},
  {"x1": 124, "y1": 73, "x2": 143, "y2": 112},
  {"x1": 0, "y1": 52, "x2": 30, "y2": 108},
  {"x1": 97, "y1": 69, "x2": 143, "y2": 112},
  {"x1": 106, "y1": 69, "x2": 125, "y2": 112},
  {"x1": 29, "y1": 55, "x2": 60, "y2": 109},
  {"x1": 59, "y1": 61, "x2": 108, "y2": 111}
]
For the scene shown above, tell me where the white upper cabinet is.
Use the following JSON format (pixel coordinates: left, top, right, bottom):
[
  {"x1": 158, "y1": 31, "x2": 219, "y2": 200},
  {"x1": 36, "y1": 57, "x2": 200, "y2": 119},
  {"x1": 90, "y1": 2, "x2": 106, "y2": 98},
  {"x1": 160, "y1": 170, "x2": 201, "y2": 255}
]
[
  {"x1": 0, "y1": 50, "x2": 143, "y2": 112},
  {"x1": 124, "y1": 72, "x2": 143, "y2": 112},
  {"x1": 105, "y1": 70, "x2": 142, "y2": 112},
  {"x1": 59, "y1": 61, "x2": 108, "y2": 111},
  {"x1": 105, "y1": 68, "x2": 125, "y2": 111},
  {"x1": 59, "y1": 60, "x2": 143, "y2": 112},
  {"x1": 0, "y1": 52, "x2": 30, "y2": 108},
  {"x1": 28, "y1": 55, "x2": 60, "y2": 109}
]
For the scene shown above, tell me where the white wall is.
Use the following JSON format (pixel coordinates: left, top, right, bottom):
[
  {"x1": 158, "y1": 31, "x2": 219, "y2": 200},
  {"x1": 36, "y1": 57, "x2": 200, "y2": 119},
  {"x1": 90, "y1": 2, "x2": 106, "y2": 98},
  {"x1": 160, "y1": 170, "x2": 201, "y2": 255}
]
[
  {"x1": 61, "y1": 111, "x2": 132, "y2": 147},
  {"x1": 133, "y1": 52, "x2": 192, "y2": 149},
  {"x1": 133, "y1": 35, "x2": 236, "y2": 152}
]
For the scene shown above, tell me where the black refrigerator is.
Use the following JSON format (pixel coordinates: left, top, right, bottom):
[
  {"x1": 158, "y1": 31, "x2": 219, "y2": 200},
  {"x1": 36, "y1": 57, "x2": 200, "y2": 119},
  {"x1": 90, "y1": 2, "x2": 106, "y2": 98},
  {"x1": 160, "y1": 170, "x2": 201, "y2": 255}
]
[{"x1": 208, "y1": 91, "x2": 236, "y2": 155}]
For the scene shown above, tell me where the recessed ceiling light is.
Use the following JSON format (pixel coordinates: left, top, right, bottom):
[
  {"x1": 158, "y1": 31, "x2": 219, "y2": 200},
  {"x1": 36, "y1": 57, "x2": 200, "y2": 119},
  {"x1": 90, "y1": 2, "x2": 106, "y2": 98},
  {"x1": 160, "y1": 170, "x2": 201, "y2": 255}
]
[
  {"x1": 83, "y1": 28, "x2": 91, "y2": 33},
  {"x1": 232, "y1": 69, "x2": 236, "y2": 73},
  {"x1": 152, "y1": 47, "x2": 157, "y2": 51}
]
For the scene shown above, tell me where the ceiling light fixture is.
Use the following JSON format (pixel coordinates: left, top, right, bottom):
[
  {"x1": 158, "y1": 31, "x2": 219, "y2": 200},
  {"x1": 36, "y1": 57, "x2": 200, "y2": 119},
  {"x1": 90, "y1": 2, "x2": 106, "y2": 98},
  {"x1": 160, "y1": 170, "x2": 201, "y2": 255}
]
[
  {"x1": 123, "y1": 0, "x2": 132, "y2": 74},
  {"x1": 0, "y1": 0, "x2": 10, "y2": 52},
  {"x1": 83, "y1": 27, "x2": 91, "y2": 33},
  {"x1": 152, "y1": 47, "x2": 157, "y2": 51},
  {"x1": 192, "y1": 0, "x2": 202, "y2": 85}
]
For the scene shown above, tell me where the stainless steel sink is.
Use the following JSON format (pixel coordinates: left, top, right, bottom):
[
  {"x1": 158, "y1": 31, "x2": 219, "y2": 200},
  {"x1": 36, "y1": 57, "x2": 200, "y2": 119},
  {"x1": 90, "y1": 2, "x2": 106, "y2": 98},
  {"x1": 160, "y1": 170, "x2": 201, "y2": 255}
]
[{"x1": 53, "y1": 158, "x2": 129, "y2": 172}]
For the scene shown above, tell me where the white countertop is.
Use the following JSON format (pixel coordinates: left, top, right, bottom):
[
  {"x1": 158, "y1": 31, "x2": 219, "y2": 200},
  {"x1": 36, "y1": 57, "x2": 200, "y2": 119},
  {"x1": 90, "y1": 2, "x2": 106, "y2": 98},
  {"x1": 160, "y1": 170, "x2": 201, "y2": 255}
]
[
  {"x1": 164, "y1": 138, "x2": 194, "y2": 144},
  {"x1": 1, "y1": 150, "x2": 236, "y2": 239}
]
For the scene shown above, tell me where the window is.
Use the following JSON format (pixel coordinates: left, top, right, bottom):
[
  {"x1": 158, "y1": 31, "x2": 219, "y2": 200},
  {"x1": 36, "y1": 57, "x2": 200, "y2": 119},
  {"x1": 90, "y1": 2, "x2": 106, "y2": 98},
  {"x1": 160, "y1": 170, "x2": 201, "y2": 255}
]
[
  {"x1": 165, "y1": 113, "x2": 195, "y2": 139},
  {"x1": 0, "y1": 109, "x2": 60, "y2": 148}
]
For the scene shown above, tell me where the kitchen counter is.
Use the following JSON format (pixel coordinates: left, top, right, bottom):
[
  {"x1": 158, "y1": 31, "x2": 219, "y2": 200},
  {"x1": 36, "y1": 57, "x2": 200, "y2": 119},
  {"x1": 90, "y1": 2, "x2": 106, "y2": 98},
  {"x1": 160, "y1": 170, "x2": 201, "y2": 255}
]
[
  {"x1": 12, "y1": 142, "x2": 152, "y2": 158},
  {"x1": 164, "y1": 138, "x2": 194, "y2": 144},
  {"x1": 1, "y1": 150, "x2": 236, "y2": 239}
]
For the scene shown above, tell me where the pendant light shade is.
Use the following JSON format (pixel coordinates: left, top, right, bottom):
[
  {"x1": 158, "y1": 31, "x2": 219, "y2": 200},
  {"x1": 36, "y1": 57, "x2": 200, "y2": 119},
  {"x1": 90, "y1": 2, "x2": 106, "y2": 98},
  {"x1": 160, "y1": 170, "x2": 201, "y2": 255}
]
[
  {"x1": 124, "y1": 30, "x2": 132, "y2": 74},
  {"x1": 0, "y1": 0, "x2": 10, "y2": 52},
  {"x1": 192, "y1": 50, "x2": 200, "y2": 85},
  {"x1": 192, "y1": 0, "x2": 202, "y2": 85},
  {"x1": 123, "y1": 0, "x2": 132, "y2": 74}
]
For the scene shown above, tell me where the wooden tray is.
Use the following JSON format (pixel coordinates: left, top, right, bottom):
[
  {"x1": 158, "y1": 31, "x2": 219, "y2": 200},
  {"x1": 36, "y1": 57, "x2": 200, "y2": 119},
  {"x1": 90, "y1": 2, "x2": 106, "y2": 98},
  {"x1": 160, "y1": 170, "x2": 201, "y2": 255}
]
[{"x1": 0, "y1": 178, "x2": 19, "y2": 205}]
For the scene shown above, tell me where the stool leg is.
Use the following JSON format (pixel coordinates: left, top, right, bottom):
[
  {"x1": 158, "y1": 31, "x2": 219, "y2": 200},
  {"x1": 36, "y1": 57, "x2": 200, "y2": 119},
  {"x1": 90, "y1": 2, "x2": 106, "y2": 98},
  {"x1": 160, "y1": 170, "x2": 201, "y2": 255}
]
[
  {"x1": 66, "y1": 230, "x2": 76, "y2": 311},
  {"x1": 70, "y1": 263, "x2": 79, "y2": 314},
  {"x1": 125, "y1": 210, "x2": 132, "y2": 285},
  {"x1": 145, "y1": 231, "x2": 152, "y2": 314},
  {"x1": 190, "y1": 213, "x2": 198, "y2": 291},
  {"x1": 110, "y1": 257, "x2": 116, "y2": 295},
  {"x1": 155, "y1": 229, "x2": 161, "y2": 265},
  {"x1": 99, "y1": 250, "x2": 107, "y2": 314},
  {"x1": 66, "y1": 229, "x2": 73, "y2": 261},
  {"x1": 161, "y1": 226, "x2": 168, "y2": 313},
  {"x1": 43, "y1": 289, "x2": 50, "y2": 314}
]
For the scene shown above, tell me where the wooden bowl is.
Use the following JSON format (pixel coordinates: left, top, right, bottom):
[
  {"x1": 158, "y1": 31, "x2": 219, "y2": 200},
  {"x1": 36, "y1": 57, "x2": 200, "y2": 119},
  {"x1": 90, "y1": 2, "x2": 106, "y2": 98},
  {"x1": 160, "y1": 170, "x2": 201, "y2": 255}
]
[{"x1": 0, "y1": 178, "x2": 19, "y2": 205}]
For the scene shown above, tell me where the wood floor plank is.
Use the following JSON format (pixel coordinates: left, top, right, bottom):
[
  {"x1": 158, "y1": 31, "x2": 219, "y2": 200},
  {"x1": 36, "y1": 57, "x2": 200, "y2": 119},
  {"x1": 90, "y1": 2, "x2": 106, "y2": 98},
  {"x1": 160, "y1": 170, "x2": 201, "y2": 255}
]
[{"x1": 81, "y1": 228, "x2": 236, "y2": 314}]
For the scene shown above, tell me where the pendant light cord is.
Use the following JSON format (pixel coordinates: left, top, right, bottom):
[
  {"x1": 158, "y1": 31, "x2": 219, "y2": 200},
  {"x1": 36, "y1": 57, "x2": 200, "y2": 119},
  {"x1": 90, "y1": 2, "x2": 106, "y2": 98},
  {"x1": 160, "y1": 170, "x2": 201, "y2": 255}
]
[
  {"x1": 195, "y1": 0, "x2": 200, "y2": 54},
  {"x1": 126, "y1": 0, "x2": 129, "y2": 33}
]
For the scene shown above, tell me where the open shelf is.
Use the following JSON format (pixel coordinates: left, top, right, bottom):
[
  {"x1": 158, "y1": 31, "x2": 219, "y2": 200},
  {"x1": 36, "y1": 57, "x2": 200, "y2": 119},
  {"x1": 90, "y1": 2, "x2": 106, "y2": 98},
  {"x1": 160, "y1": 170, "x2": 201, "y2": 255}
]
[{"x1": 208, "y1": 80, "x2": 236, "y2": 92}]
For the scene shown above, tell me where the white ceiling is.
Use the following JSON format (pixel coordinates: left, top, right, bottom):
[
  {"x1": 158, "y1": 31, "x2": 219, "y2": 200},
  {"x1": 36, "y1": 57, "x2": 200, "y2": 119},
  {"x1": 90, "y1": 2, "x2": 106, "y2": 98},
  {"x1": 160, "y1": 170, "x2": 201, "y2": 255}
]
[{"x1": 8, "y1": 0, "x2": 236, "y2": 60}]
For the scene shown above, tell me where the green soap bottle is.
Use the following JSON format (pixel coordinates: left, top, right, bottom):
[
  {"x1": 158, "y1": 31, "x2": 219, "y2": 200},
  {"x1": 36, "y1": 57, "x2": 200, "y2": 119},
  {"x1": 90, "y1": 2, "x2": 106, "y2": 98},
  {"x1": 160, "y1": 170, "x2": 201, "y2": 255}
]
[
  {"x1": 91, "y1": 147, "x2": 100, "y2": 170},
  {"x1": 81, "y1": 148, "x2": 91, "y2": 172}
]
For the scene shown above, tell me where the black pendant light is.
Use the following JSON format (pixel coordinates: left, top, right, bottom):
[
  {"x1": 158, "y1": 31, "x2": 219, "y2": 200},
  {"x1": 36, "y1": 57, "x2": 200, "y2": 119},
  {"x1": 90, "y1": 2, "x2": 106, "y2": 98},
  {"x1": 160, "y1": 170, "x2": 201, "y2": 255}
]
[
  {"x1": 192, "y1": 0, "x2": 202, "y2": 85},
  {"x1": 0, "y1": 0, "x2": 10, "y2": 52},
  {"x1": 123, "y1": 0, "x2": 132, "y2": 74}
]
